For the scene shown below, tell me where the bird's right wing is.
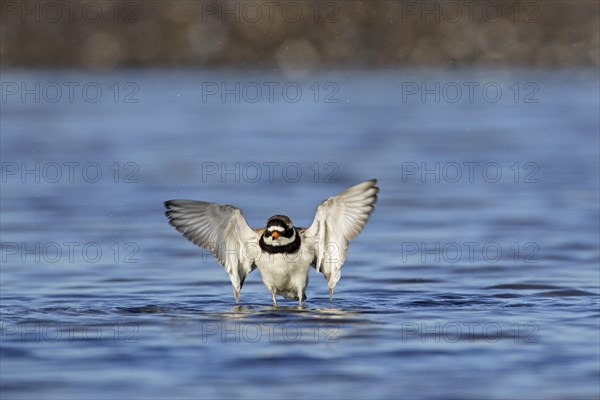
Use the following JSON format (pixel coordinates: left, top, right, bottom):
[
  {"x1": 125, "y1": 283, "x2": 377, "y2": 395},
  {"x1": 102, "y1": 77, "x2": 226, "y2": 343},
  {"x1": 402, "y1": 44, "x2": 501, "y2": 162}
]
[
  {"x1": 164, "y1": 200, "x2": 260, "y2": 301},
  {"x1": 302, "y1": 179, "x2": 378, "y2": 296}
]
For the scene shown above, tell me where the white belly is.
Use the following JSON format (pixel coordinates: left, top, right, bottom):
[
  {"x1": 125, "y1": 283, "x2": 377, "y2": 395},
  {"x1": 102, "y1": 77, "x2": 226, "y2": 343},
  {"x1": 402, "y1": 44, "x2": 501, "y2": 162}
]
[{"x1": 255, "y1": 247, "x2": 312, "y2": 300}]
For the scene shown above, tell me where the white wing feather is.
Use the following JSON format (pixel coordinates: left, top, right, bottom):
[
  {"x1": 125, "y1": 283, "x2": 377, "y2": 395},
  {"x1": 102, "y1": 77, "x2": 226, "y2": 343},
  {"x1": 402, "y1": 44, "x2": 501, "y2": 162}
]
[
  {"x1": 303, "y1": 179, "x2": 378, "y2": 290},
  {"x1": 164, "y1": 200, "x2": 259, "y2": 296}
]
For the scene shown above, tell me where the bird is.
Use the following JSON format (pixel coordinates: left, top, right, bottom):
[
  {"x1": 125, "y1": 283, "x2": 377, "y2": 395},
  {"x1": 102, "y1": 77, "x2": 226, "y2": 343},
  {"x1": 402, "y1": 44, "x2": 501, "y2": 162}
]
[{"x1": 164, "y1": 179, "x2": 378, "y2": 306}]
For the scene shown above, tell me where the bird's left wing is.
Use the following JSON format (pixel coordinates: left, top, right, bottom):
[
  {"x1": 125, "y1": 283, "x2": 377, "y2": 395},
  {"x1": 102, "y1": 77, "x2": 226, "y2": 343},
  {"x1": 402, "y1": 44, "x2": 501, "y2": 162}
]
[
  {"x1": 302, "y1": 179, "x2": 378, "y2": 299},
  {"x1": 164, "y1": 200, "x2": 260, "y2": 302}
]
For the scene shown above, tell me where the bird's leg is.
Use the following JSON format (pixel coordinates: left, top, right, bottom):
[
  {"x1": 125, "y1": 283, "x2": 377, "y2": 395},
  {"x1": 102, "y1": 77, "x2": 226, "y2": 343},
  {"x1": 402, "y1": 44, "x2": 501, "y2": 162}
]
[
  {"x1": 233, "y1": 287, "x2": 240, "y2": 304},
  {"x1": 270, "y1": 290, "x2": 278, "y2": 307},
  {"x1": 329, "y1": 287, "x2": 334, "y2": 302},
  {"x1": 298, "y1": 290, "x2": 303, "y2": 307}
]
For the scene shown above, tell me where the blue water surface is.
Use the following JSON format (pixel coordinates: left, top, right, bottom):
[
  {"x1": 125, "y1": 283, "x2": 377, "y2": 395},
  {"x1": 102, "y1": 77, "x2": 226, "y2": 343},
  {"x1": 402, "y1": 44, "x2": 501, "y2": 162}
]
[{"x1": 1, "y1": 69, "x2": 599, "y2": 399}]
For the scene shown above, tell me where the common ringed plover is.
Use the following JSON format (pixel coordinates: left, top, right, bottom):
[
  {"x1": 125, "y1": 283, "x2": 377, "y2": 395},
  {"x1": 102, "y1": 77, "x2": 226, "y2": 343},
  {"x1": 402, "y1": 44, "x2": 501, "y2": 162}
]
[{"x1": 164, "y1": 179, "x2": 378, "y2": 306}]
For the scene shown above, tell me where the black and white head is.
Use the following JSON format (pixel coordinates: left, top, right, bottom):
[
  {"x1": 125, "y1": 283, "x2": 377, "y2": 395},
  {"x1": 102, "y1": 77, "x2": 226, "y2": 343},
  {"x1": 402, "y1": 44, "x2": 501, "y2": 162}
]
[{"x1": 259, "y1": 215, "x2": 301, "y2": 254}]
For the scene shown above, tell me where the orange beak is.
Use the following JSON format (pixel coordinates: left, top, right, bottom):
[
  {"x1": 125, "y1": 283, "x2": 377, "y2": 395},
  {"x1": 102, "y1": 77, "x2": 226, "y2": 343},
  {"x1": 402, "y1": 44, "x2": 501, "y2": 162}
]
[{"x1": 272, "y1": 231, "x2": 280, "y2": 239}]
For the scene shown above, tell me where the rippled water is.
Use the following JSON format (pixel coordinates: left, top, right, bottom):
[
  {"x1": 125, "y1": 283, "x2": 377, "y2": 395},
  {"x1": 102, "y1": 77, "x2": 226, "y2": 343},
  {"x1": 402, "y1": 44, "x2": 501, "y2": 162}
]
[{"x1": 1, "y1": 69, "x2": 599, "y2": 399}]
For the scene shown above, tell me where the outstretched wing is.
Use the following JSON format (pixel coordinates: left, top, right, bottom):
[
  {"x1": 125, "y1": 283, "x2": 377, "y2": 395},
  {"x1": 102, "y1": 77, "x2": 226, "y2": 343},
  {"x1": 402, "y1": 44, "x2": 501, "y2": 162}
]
[
  {"x1": 164, "y1": 200, "x2": 259, "y2": 301},
  {"x1": 302, "y1": 179, "x2": 378, "y2": 294}
]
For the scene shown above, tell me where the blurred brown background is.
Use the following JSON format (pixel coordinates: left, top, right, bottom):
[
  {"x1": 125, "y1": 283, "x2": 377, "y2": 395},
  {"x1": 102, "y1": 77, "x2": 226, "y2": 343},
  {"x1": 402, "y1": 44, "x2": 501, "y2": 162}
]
[{"x1": 1, "y1": 0, "x2": 598, "y2": 68}]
